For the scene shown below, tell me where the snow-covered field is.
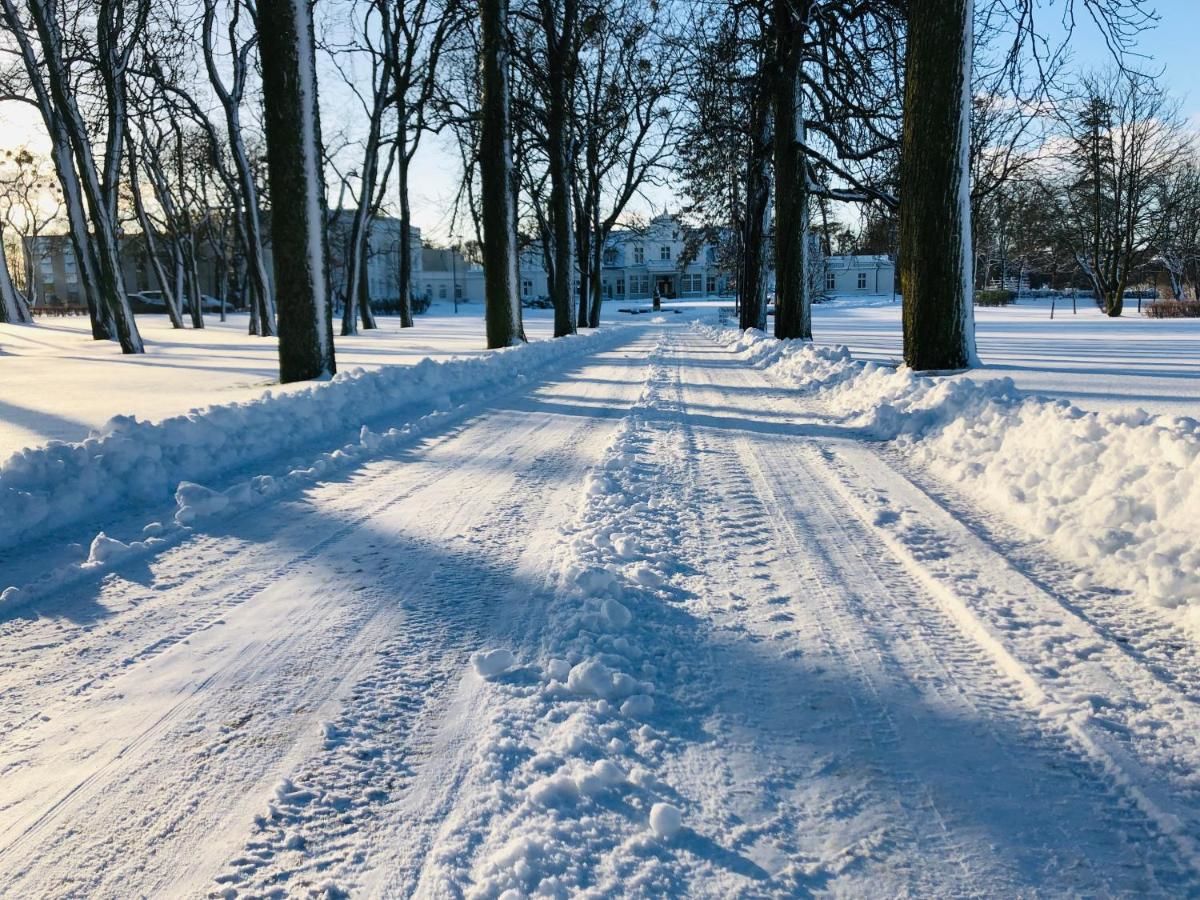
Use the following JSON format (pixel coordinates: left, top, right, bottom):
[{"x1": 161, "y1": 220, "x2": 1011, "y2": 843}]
[
  {"x1": 4, "y1": 294, "x2": 1196, "y2": 460},
  {"x1": 809, "y1": 294, "x2": 1200, "y2": 418},
  {"x1": 0, "y1": 302, "x2": 560, "y2": 454},
  {"x1": 2, "y1": 303, "x2": 1200, "y2": 896}
]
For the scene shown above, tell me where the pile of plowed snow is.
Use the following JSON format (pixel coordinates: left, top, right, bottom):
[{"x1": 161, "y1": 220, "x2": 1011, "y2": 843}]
[
  {"x1": 700, "y1": 324, "x2": 1200, "y2": 609},
  {"x1": 0, "y1": 331, "x2": 615, "y2": 553}
]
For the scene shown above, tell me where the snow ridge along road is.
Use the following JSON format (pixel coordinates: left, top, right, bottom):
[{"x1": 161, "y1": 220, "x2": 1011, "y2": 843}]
[{"x1": 3, "y1": 322, "x2": 1200, "y2": 896}]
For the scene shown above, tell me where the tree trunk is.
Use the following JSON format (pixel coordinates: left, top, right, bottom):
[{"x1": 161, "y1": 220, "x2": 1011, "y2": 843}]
[
  {"x1": 358, "y1": 254, "x2": 377, "y2": 329},
  {"x1": 0, "y1": 232, "x2": 31, "y2": 324},
  {"x1": 479, "y1": 0, "x2": 525, "y2": 348},
  {"x1": 258, "y1": 0, "x2": 337, "y2": 382},
  {"x1": 544, "y1": 0, "x2": 577, "y2": 339},
  {"x1": 588, "y1": 233, "x2": 603, "y2": 328},
  {"x1": 185, "y1": 237, "x2": 205, "y2": 328},
  {"x1": 342, "y1": 112, "x2": 384, "y2": 335},
  {"x1": 397, "y1": 152, "x2": 415, "y2": 328},
  {"x1": 739, "y1": 80, "x2": 772, "y2": 332},
  {"x1": 899, "y1": 0, "x2": 978, "y2": 370},
  {"x1": 128, "y1": 141, "x2": 185, "y2": 329},
  {"x1": 342, "y1": 217, "x2": 367, "y2": 336},
  {"x1": 575, "y1": 217, "x2": 591, "y2": 329},
  {"x1": 772, "y1": 0, "x2": 812, "y2": 341}
]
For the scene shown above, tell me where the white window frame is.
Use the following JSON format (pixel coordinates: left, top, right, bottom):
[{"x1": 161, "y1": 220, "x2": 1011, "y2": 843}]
[
  {"x1": 826, "y1": 272, "x2": 836, "y2": 291},
  {"x1": 857, "y1": 271, "x2": 867, "y2": 290}
]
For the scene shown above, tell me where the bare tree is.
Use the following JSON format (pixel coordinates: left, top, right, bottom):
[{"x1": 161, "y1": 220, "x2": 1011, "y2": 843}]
[
  {"x1": 0, "y1": 0, "x2": 146, "y2": 351},
  {"x1": 202, "y1": 0, "x2": 277, "y2": 335},
  {"x1": 0, "y1": 147, "x2": 61, "y2": 315},
  {"x1": 1059, "y1": 70, "x2": 1186, "y2": 316},
  {"x1": 1157, "y1": 156, "x2": 1200, "y2": 300},
  {"x1": 571, "y1": 0, "x2": 677, "y2": 328}
]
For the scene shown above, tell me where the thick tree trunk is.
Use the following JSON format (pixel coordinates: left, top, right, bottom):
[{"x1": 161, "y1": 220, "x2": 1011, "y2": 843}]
[
  {"x1": 739, "y1": 82, "x2": 772, "y2": 333},
  {"x1": 772, "y1": 0, "x2": 812, "y2": 341},
  {"x1": 479, "y1": 0, "x2": 524, "y2": 348},
  {"x1": 259, "y1": 0, "x2": 337, "y2": 382},
  {"x1": 1106, "y1": 288, "x2": 1124, "y2": 317},
  {"x1": 899, "y1": 0, "x2": 978, "y2": 370},
  {"x1": 397, "y1": 153, "x2": 415, "y2": 328}
]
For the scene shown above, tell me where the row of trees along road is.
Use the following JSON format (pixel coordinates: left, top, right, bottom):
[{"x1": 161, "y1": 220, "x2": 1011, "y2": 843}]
[{"x1": 0, "y1": 0, "x2": 1168, "y2": 378}]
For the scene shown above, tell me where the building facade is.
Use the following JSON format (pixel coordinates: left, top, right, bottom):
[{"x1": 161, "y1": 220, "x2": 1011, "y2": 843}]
[
  {"x1": 599, "y1": 215, "x2": 734, "y2": 301},
  {"x1": 420, "y1": 247, "x2": 485, "y2": 305},
  {"x1": 326, "y1": 213, "x2": 422, "y2": 310},
  {"x1": 822, "y1": 254, "x2": 895, "y2": 295},
  {"x1": 25, "y1": 212, "x2": 422, "y2": 312}
]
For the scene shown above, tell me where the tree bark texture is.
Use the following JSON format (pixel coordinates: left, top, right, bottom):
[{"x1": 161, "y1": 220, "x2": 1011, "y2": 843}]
[
  {"x1": 258, "y1": 0, "x2": 337, "y2": 382},
  {"x1": 772, "y1": 0, "x2": 812, "y2": 341},
  {"x1": 899, "y1": 0, "x2": 978, "y2": 370},
  {"x1": 479, "y1": 0, "x2": 525, "y2": 348}
]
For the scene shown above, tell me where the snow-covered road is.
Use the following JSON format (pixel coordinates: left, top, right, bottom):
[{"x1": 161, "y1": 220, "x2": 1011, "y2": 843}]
[{"x1": 3, "y1": 324, "x2": 1200, "y2": 897}]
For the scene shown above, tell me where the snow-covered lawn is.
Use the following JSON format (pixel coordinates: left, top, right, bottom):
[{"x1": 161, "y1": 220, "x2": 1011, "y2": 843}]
[
  {"x1": 810, "y1": 294, "x2": 1200, "y2": 417},
  {"x1": 4, "y1": 295, "x2": 1197, "y2": 461},
  {"x1": 0, "y1": 302, "x2": 560, "y2": 455},
  {"x1": 658, "y1": 294, "x2": 1200, "y2": 417}
]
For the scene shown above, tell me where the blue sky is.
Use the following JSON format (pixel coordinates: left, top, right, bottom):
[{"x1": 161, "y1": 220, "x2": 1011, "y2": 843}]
[{"x1": 1058, "y1": 0, "x2": 1200, "y2": 118}]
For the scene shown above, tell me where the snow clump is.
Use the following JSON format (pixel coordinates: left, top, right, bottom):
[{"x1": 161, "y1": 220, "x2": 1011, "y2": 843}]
[
  {"x1": 473, "y1": 648, "x2": 517, "y2": 678},
  {"x1": 649, "y1": 802, "x2": 683, "y2": 838}
]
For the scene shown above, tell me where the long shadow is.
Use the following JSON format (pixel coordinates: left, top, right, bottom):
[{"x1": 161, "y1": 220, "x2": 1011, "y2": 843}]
[
  {"x1": 982, "y1": 360, "x2": 1200, "y2": 380},
  {"x1": 0, "y1": 338, "x2": 648, "y2": 625},
  {"x1": 0, "y1": 397, "x2": 93, "y2": 446},
  {"x1": 184, "y1": 500, "x2": 1171, "y2": 893},
  {"x1": 5, "y1": 378, "x2": 1196, "y2": 893}
]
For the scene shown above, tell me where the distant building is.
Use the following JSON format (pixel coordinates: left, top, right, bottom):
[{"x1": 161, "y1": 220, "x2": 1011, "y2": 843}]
[
  {"x1": 326, "y1": 212, "x2": 421, "y2": 309},
  {"x1": 599, "y1": 215, "x2": 734, "y2": 301},
  {"x1": 23, "y1": 235, "x2": 83, "y2": 307},
  {"x1": 24, "y1": 233, "x2": 228, "y2": 307},
  {"x1": 823, "y1": 254, "x2": 895, "y2": 295},
  {"x1": 420, "y1": 247, "x2": 485, "y2": 304}
]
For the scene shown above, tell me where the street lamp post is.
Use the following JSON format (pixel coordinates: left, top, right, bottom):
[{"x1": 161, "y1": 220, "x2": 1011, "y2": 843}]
[{"x1": 451, "y1": 238, "x2": 459, "y2": 314}]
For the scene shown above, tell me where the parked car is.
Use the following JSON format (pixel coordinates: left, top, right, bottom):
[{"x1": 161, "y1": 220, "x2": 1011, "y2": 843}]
[
  {"x1": 127, "y1": 292, "x2": 167, "y2": 314},
  {"x1": 129, "y1": 291, "x2": 229, "y2": 314}
]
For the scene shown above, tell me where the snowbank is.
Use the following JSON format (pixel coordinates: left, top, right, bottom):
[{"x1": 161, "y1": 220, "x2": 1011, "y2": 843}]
[
  {"x1": 698, "y1": 324, "x2": 1200, "y2": 608},
  {"x1": 0, "y1": 330, "x2": 617, "y2": 553}
]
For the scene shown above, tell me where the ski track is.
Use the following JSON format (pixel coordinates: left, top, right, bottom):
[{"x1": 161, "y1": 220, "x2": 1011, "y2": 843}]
[{"x1": 3, "y1": 324, "x2": 1200, "y2": 896}]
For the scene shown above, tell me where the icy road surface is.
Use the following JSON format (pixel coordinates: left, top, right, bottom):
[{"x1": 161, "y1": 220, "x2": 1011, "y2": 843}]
[{"x1": 2, "y1": 325, "x2": 1200, "y2": 896}]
